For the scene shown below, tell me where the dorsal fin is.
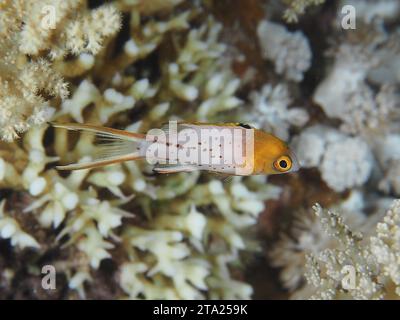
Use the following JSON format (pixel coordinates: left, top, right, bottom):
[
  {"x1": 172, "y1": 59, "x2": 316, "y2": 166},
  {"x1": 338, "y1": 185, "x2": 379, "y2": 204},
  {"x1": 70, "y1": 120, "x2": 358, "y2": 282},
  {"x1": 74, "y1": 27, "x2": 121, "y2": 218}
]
[{"x1": 51, "y1": 123, "x2": 146, "y2": 170}]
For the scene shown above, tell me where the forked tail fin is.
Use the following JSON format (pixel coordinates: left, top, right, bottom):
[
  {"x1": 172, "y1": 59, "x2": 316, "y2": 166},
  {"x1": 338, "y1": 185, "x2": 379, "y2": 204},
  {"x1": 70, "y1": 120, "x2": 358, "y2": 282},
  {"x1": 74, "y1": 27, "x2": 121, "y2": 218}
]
[{"x1": 50, "y1": 123, "x2": 146, "y2": 170}]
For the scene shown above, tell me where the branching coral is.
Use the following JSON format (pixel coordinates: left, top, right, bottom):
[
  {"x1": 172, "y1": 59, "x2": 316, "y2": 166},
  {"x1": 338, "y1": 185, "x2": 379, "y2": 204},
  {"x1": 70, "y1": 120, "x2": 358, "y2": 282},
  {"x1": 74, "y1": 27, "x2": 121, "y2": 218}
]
[
  {"x1": 19, "y1": 1, "x2": 121, "y2": 58},
  {"x1": 312, "y1": 24, "x2": 400, "y2": 197},
  {"x1": 0, "y1": 0, "x2": 121, "y2": 141},
  {"x1": 314, "y1": 43, "x2": 399, "y2": 135},
  {"x1": 314, "y1": 21, "x2": 400, "y2": 136},
  {"x1": 320, "y1": 137, "x2": 373, "y2": 192},
  {"x1": 115, "y1": 178, "x2": 280, "y2": 299},
  {"x1": 373, "y1": 134, "x2": 400, "y2": 196},
  {"x1": 247, "y1": 84, "x2": 309, "y2": 140},
  {"x1": 257, "y1": 20, "x2": 312, "y2": 82},
  {"x1": 270, "y1": 196, "x2": 400, "y2": 299},
  {"x1": 368, "y1": 29, "x2": 400, "y2": 85},
  {"x1": 303, "y1": 200, "x2": 400, "y2": 299},
  {"x1": 0, "y1": 0, "x2": 398, "y2": 301},
  {"x1": 292, "y1": 125, "x2": 374, "y2": 192},
  {"x1": 263, "y1": 7, "x2": 400, "y2": 300},
  {"x1": 269, "y1": 191, "x2": 367, "y2": 295},
  {"x1": 314, "y1": 44, "x2": 378, "y2": 127},
  {"x1": 0, "y1": 201, "x2": 40, "y2": 250},
  {"x1": 162, "y1": 17, "x2": 242, "y2": 120}
]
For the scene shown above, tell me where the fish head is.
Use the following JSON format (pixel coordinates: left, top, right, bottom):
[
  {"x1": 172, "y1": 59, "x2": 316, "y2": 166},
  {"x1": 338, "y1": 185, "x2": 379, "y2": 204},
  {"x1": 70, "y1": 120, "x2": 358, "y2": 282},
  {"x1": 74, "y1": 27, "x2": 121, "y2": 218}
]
[{"x1": 255, "y1": 130, "x2": 300, "y2": 175}]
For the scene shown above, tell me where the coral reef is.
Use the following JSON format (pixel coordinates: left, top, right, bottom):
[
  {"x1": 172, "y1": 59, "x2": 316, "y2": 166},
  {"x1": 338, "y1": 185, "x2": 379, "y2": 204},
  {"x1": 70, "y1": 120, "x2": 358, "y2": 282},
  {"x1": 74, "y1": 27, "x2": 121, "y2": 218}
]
[
  {"x1": 0, "y1": 0, "x2": 120, "y2": 141},
  {"x1": 269, "y1": 191, "x2": 367, "y2": 293},
  {"x1": 292, "y1": 126, "x2": 374, "y2": 192},
  {"x1": 0, "y1": 0, "x2": 279, "y2": 299},
  {"x1": 303, "y1": 201, "x2": 400, "y2": 299},
  {"x1": 257, "y1": 20, "x2": 312, "y2": 82},
  {"x1": 0, "y1": 0, "x2": 399, "y2": 300},
  {"x1": 247, "y1": 84, "x2": 309, "y2": 140}
]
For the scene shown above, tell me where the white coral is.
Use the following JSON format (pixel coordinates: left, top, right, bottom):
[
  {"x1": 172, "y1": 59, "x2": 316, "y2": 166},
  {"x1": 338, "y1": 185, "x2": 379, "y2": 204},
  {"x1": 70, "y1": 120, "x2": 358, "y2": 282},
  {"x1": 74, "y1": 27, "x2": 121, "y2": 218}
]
[
  {"x1": 270, "y1": 191, "x2": 367, "y2": 293},
  {"x1": 23, "y1": 168, "x2": 89, "y2": 228},
  {"x1": 81, "y1": 198, "x2": 133, "y2": 237},
  {"x1": 320, "y1": 137, "x2": 373, "y2": 192},
  {"x1": 314, "y1": 40, "x2": 399, "y2": 134},
  {"x1": 0, "y1": 1, "x2": 121, "y2": 141},
  {"x1": 291, "y1": 127, "x2": 327, "y2": 168},
  {"x1": 22, "y1": 126, "x2": 59, "y2": 196},
  {"x1": 368, "y1": 31, "x2": 400, "y2": 85},
  {"x1": 293, "y1": 125, "x2": 373, "y2": 192},
  {"x1": 0, "y1": 3, "x2": 291, "y2": 300},
  {"x1": 77, "y1": 225, "x2": 114, "y2": 269},
  {"x1": 314, "y1": 44, "x2": 377, "y2": 118},
  {"x1": 247, "y1": 84, "x2": 309, "y2": 140},
  {"x1": 208, "y1": 253, "x2": 253, "y2": 299},
  {"x1": 99, "y1": 88, "x2": 136, "y2": 123},
  {"x1": 379, "y1": 161, "x2": 400, "y2": 196},
  {"x1": 369, "y1": 201, "x2": 400, "y2": 293},
  {"x1": 119, "y1": 262, "x2": 178, "y2": 299},
  {"x1": 165, "y1": 18, "x2": 243, "y2": 120},
  {"x1": 0, "y1": 201, "x2": 40, "y2": 249},
  {"x1": 257, "y1": 20, "x2": 312, "y2": 82},
  {"x1": 154, "y1": 205, "x2": 207, "y2": 241},
  {"x1": 122, "y1": 227, "x2": 211, "y2": 299},
  {"x1": 302, "y1": 200, "x2": 400, "y2": 299},
  {"x1": 370, "y1": 134, "x2": 400, "y2": 196},
  {"x1": 59, "y1": 80, "x2": 100, "y2": 123},
  {"x1": 26, "y1": 181, "x2": 79, "y2": 228},
  {"x1": 87, "y1": 166, "x2": 127, "y2": 199}
]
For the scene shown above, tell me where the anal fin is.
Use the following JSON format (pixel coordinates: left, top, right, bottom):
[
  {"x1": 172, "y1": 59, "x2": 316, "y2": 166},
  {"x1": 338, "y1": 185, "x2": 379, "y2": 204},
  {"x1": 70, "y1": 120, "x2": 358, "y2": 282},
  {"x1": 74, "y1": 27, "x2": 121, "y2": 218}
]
[{"x1": 56, "y1": 153, "x2": 141, "y2": 171}]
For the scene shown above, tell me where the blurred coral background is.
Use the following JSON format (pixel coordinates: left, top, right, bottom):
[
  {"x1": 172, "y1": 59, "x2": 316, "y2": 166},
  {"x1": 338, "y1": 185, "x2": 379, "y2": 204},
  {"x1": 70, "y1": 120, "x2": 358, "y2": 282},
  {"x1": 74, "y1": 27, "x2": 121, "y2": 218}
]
[{"x1": 0, "y1": 0, "x2": 399, "y2": 299}]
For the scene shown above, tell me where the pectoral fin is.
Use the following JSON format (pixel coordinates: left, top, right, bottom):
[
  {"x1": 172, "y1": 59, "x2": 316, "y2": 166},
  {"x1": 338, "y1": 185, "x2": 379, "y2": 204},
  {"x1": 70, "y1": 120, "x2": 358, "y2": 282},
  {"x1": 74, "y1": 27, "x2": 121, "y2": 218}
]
[{"x1": 153, "y1": 164, "x2": 198, "y2": 174}]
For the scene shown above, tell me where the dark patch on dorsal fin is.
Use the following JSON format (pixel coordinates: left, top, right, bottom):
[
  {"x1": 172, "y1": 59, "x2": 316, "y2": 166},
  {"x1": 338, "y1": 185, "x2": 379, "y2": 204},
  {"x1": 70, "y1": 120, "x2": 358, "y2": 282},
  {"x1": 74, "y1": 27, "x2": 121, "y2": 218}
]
[{"x1": 238, "y1": 123, "x2": 252, "y2": 129}]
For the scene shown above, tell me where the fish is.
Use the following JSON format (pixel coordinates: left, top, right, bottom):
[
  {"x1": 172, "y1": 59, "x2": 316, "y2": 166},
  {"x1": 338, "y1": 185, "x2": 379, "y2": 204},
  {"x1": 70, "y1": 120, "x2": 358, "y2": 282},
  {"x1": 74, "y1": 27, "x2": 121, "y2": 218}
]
[{"x1": 51, "y1": 122, "x2": 300, "y2": 176}]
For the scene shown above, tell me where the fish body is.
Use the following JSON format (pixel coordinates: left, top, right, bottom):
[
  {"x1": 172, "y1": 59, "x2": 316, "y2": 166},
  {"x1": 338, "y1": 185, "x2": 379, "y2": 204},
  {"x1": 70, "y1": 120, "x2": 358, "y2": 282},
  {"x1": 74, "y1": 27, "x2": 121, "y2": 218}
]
[{"x1": 52, "y1": 122, "x2": 299, "y2": 176}]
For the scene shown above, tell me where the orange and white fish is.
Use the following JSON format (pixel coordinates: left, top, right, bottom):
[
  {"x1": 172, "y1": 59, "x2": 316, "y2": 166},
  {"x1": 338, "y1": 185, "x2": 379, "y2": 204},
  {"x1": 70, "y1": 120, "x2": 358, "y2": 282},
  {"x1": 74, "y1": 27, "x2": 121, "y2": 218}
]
[{"x1": 51, "y1": 122, "x2": 299, "y2": 176}]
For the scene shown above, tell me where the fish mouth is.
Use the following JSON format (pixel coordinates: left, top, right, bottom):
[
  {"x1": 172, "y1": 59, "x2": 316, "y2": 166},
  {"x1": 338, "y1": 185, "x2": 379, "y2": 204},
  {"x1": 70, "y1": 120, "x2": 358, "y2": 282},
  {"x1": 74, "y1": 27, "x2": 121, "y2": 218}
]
[{"x1": 288, "y1": 151, "x2": 300, "y2": 172}]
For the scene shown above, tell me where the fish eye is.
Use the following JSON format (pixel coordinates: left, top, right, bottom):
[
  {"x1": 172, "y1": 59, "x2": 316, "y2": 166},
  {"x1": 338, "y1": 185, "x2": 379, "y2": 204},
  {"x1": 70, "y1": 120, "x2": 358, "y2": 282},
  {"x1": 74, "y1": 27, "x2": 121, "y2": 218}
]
[
  {"x1": 274, "y1": 156, "x2": 292, "y2": 172},
  {"x1": 279, "y1": 159, "x2": 288, "y2": 168}
]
